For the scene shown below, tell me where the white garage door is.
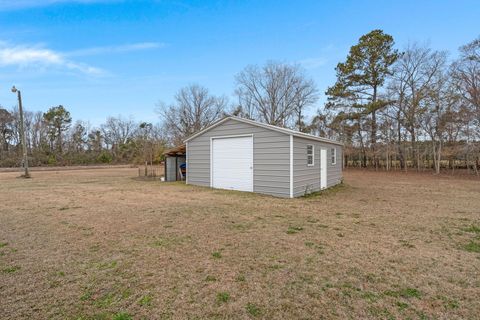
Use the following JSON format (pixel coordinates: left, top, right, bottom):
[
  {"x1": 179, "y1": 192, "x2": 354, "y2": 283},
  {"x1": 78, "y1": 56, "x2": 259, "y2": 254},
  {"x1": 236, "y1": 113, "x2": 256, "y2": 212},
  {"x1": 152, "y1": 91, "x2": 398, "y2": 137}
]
[{"x1": 212, "y1": 136, "x2": 253, "y2": 192}]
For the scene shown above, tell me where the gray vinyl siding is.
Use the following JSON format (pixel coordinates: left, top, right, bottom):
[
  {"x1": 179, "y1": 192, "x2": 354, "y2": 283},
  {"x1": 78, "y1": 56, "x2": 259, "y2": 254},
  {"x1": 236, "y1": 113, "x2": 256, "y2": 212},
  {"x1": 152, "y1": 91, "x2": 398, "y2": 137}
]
[
  {"x1": 293, "y1": 136, "x2": 343, "y2": 197},
  {"x1": 187, "y1": 119, "x2": 290, "y2": 197}
]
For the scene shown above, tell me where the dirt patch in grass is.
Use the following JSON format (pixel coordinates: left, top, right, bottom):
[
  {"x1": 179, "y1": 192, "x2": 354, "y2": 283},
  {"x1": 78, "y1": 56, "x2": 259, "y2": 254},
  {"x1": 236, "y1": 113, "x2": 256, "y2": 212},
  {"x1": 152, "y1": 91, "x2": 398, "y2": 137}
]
[{"x1": 0, "y1": 168, "x2": 479, "y2": 319}]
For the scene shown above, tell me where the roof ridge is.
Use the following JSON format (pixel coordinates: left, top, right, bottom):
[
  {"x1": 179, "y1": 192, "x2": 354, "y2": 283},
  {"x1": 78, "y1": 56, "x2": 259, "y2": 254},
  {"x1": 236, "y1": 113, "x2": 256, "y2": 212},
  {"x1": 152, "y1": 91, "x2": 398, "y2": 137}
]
[
  {"x1": 184, "y1": 116, "x2": 343, "y2": 146},
  {"x1": 227, "y1": 116, "x2": 343, "y2": 145}
]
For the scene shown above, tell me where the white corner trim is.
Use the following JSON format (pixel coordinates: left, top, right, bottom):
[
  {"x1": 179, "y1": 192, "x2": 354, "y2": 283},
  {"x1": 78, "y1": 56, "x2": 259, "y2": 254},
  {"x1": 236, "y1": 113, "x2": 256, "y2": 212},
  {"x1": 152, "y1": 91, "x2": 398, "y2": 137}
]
[
  {"x1": 185, "y1": 141, "x2": 189, "y2": 184},
  {"x1": 209, "y1": 137, "x2": 213, "y2": 187},
  {"x1": 251, "y1": 135, "x2": 254, "y2": 193},
  {"x1": 289, "y1": 134, "x2": 293, "y2": 198}
]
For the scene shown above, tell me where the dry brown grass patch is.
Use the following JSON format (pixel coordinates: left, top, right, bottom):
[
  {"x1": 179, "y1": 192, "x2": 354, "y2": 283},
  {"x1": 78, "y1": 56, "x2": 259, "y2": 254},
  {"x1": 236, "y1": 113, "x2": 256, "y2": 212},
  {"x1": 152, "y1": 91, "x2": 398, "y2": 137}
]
[{"x1": 0, "y1": 168, "x2": 479, "y2": 319}]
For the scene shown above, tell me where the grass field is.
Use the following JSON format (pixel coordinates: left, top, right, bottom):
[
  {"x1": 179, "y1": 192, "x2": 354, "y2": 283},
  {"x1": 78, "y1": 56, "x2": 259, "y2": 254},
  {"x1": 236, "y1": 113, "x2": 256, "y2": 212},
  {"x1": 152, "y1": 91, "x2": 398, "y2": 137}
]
[{"x1": 1, "y1": 168, "x2": 479, "y2": 319}]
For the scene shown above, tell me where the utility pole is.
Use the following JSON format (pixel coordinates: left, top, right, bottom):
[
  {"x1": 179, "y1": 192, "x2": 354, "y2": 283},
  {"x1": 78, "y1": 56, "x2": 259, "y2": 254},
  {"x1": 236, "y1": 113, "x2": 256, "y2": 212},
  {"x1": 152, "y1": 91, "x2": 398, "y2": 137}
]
[{"x1": 11, "y1": 86, "x2": 30, "y2": 178}]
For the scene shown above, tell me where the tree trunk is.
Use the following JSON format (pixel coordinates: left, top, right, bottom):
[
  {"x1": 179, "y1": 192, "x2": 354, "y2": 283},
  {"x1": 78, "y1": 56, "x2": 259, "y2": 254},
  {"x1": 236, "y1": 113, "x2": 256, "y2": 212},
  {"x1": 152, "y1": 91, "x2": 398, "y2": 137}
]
[
  {"x1": 386, "y1": 141, "x2": 390, "y2": 171},
  {"x1": 358, "y1": 129, "x2": 367, "y2": 167},
  {"x1": 371, "y1": 85, "x2": 378, "y2": 170},
  {"x1": 396, "y1": 117, "x2": 405, "y2": 170},
  {"x1": 410, "y1": 131, "x2": 414, "y2": 170},
  {"x1": 57, "y1": 127, "x2": 63, "y2": 153},
  {"x1": 410, "y1": 129, "x2": 418, "y2": 171},
  {"x1": 433, "y1": 140, "x2": 442, "y2": 174},
  {"x1": 475, "y1": 155, "x2": 479, "y2": 176}
]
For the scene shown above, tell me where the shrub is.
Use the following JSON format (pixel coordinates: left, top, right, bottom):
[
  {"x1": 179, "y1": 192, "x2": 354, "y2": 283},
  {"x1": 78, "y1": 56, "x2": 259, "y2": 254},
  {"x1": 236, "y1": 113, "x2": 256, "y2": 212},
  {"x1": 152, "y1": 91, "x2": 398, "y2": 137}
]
[{"x1": 97, "y1": 151, "x2": 113, "y2": 164}]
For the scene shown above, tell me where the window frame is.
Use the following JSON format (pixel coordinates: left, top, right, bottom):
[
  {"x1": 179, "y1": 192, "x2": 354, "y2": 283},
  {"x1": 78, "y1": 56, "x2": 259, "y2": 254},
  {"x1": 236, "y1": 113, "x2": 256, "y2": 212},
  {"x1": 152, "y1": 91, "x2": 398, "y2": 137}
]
[
  {"x1": 331, "y1": 147, "x2": 336, "y2": 165},
  {"x1": 307, "y1": 144, "x2": 314, "y2": 166}
]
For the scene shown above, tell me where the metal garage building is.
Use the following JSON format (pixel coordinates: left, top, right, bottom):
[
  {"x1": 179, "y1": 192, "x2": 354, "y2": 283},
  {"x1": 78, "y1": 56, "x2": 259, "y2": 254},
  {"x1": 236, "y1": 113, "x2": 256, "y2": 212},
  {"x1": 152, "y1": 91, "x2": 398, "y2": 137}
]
[{"x1": 184, "y1": 116, "x2": 343, "y2": 198}]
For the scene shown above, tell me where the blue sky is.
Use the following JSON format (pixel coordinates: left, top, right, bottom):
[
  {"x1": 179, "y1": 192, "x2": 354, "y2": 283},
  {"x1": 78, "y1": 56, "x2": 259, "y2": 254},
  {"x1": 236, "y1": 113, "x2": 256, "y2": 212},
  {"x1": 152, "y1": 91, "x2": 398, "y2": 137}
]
[{"x1": 0, "y1": 0, "x2": 479, "y2": 126}]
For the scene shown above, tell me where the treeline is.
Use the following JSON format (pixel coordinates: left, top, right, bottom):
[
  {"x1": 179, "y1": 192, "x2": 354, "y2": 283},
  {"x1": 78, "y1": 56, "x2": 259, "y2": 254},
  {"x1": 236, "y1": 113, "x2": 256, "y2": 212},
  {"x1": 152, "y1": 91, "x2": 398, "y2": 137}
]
[
  {"x1": 158, "y1": 31, "x2": 480, "y2": 174},
  {"x1": 324, "y1": 31, "x2": 480, "y2": 174},
  {"x1": 1, "y1": 30, "x2": 479, "y2": 173},
  {"x1": 0, "y1": 106, "x2": 165, "y2": 167}
]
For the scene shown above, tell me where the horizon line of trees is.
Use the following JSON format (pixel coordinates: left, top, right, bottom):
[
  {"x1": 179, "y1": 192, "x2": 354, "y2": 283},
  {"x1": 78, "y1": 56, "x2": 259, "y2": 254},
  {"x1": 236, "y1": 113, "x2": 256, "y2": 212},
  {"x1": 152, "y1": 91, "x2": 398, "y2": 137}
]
[
  {"x1": 0, "y1": 106, "x2": 166, "y2": 167},
  {"x1": 1, "y1": 30, "x2": 479, "y2": 174}
]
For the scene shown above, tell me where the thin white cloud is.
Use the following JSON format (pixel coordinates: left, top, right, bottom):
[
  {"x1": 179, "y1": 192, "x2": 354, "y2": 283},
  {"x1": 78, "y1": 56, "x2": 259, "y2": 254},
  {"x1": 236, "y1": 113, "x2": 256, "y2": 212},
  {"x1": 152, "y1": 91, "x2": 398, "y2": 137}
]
[
  {"x1": 0, "y1": 42, "x2": 104, "y2": 75},
  {"x1": 299, "y1": 57, "x2": 328, "y2": 69},
  {"x1": 0, "y1": 0, "x2": 120, "y2": 11},
  {"x1": 0, "y1": 40, "x2": 165, "y2": 76},
  {"x1": 67, "y1": 42, "x2": 165, "y2": 57}
]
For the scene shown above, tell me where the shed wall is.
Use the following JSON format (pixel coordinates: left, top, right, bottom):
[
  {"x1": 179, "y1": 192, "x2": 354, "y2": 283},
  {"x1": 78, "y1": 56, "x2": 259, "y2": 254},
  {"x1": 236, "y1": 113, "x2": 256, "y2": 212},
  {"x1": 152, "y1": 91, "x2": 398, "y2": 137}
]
[
  {"x1": 165, "y1": 157, "x2": 176, "y2": 182},
  {"x1": 165, "y1": 156, "x2": 185, "y2": 181},
  {"x1": 293, "y1": 136, "x2": 343, "y2": 197},
  {"x1": 187, "y1": 119, "x2": 290, "y2": 197}
]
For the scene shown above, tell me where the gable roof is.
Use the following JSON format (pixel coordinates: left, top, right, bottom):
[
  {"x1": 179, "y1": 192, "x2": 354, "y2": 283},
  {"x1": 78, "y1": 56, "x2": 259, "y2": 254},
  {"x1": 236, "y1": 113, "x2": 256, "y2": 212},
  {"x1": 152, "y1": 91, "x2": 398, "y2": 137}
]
[{"x1": 184, "y1": 116, "x2": 343, "y2": 146}]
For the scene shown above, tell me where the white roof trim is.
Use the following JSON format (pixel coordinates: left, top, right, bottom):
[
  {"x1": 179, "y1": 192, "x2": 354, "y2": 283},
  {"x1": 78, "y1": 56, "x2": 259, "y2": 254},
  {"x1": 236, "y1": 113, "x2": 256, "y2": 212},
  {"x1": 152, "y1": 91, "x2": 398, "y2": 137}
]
[
  {"x1": 183, "y1": 117, "x2": 231, "y2": 142},
  {"x1": 183, "y1": 116, "x2": 344, "y2": 146}
]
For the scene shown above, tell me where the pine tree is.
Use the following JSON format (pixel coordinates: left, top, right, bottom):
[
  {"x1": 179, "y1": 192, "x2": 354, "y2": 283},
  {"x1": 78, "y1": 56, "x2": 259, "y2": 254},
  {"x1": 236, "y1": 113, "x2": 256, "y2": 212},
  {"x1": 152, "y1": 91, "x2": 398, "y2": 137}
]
[{"x1": 326, "y1": 29, "x2": 398, "y2": 167}]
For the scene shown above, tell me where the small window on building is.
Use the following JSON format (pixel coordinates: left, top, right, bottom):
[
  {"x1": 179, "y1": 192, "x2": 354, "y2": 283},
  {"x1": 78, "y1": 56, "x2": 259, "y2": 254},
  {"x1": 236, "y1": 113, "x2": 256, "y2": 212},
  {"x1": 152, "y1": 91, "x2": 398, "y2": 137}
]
[
  {"x1": 307, "y1": 145, "x2": 314, "y2": 166},
  {"x1": 331, "y1": 148, "x2": 336, "y2": 165}
]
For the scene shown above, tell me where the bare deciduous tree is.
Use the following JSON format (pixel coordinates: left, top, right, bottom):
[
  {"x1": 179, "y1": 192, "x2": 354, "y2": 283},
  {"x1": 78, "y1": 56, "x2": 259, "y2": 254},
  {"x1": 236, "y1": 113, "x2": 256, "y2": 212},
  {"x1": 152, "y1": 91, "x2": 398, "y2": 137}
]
[
  {"x1": 157, "y1": 84, "x2": 227, "y2": 145},
  {"x1": 451, "y1": 37, "x2": 480, "y2": 173},
  {"x1": 101, "y1": 115, "x2": 136, "y2": 159},
  {"x1": 389, "y1": 44, "x2": 447, "y2": 169},
  {"x1": 453, "y1": 38, "x2": 480, "y2": 107},
  {"x1": 419, "y1": 65, "x2": 451, "y2": 174},
  {"x1": 235, "y1": 61, "x2": 318, "y2": 128}
]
